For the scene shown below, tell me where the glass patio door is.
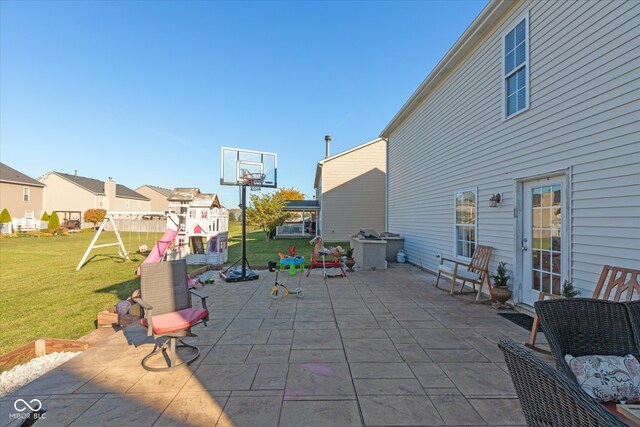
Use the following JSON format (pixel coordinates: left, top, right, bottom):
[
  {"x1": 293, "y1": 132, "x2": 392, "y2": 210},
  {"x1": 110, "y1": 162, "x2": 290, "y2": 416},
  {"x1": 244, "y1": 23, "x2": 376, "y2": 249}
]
[{"x1": 522, "y1": 178, "x2": 565, "y2": 306}]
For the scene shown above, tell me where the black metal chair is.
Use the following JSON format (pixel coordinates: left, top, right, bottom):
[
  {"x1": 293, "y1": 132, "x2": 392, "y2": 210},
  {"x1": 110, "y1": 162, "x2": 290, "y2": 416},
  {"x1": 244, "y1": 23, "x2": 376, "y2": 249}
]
[
  {"x1": 498, "y1": 339, "x2": 628, "y2": 427},
  {"x1": 135, "y1": 260, "x2": 209, "y2": 371},
  {"x1": 534, "y1": 298, "x2": 640, "y2": 379}
]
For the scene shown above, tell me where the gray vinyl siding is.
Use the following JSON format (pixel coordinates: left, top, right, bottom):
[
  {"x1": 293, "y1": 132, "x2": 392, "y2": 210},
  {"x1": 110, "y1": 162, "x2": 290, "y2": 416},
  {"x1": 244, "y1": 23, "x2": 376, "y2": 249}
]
[{"x1": 386, "y1": 0, "x2": 640, "y2": 297}]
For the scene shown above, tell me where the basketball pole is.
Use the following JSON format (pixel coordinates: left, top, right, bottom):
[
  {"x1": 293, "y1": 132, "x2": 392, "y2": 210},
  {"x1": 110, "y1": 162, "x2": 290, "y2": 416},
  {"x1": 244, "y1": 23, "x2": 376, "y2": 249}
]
[{"x1": 241, "y1": 183, "x2": 247, "y2": 278}]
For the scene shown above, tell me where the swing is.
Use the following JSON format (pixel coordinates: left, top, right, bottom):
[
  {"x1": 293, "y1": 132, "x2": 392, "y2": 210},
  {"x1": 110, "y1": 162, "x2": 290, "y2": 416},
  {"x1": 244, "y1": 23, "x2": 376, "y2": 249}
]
[{"x1": 138, "y1": 215, "x2": 150, "y2": 254}]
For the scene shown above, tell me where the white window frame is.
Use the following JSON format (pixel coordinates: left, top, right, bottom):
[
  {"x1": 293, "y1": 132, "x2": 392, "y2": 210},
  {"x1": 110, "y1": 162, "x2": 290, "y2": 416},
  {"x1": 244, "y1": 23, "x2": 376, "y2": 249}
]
[
  {"x1": 453, "y1": 188, "x2": 478, "y2": 260},
  {"x1": 23, "y1": 187, "x2": 30, "y2": 202},
  {"x1": 98, "y1": 196, "x2": 104, "y2": 207},
  {"x1": 502, "y1": 11, "x2": 530, "y2": 120},
  {"x1": 125, "y1": 200, "x2": 130, "y2": 209},
  {"x1": 25, "y1": 210, "x2": 34, "y2": 219}
]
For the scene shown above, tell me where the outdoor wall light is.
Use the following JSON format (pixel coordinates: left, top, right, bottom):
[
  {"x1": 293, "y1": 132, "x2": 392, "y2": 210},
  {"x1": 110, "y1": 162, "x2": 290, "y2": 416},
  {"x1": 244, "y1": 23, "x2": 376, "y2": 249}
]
[{"x1": 489, "y1": 193, "x2": 502, "y2": 207}]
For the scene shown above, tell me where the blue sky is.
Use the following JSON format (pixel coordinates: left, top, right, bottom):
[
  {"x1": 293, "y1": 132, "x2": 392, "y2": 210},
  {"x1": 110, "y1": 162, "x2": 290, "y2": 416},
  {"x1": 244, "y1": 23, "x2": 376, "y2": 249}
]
[{"x1": 1, "y1": 0, "x2": 487, "y2": 208}]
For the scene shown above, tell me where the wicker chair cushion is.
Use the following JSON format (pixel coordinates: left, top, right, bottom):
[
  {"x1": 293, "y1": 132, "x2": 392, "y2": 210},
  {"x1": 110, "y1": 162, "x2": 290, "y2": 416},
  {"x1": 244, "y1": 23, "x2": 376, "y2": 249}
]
[
  {"x1": 140, "y1": 308, "x2": 208, "y2": 335},
  {"x1": 565, "y1": 354, "x2": 640, "y2": 403}
]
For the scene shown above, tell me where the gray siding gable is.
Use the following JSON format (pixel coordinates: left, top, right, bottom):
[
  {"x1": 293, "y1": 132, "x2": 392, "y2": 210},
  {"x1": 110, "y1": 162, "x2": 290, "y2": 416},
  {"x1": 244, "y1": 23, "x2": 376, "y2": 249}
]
[{"x1": 384, "y1": 0, "x2": 640, "y2": 299}]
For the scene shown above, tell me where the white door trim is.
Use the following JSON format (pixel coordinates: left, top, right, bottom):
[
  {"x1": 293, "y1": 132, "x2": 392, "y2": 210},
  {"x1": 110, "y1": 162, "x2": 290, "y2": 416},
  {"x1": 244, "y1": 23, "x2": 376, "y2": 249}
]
[{"x1": 514, "y1": 168, "x2": 572, "y2": 307}]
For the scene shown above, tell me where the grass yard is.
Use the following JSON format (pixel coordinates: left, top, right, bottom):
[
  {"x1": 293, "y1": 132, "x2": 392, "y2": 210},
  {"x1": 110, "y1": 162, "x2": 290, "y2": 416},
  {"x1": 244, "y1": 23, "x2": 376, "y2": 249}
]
[
  {"x1": 0, "y1": 231, "x2": 163, "y2": 355},
  {"x1": 0, "y1": 225, "x2": 348, "y2": 355}
]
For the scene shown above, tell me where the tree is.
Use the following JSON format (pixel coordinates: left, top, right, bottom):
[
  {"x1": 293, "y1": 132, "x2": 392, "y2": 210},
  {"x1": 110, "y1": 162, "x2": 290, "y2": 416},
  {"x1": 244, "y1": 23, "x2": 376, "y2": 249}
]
[
  {"x1": 41, "y1": 211, "x2": 50, "y2": 221},
  {"x1": 84, "y1": 209, "x2": 107, "y2": 229},
  {"x1": 48, "y1": 211, "x2": 61, "y2": 230},
  {"x1": 273, "y1": 187, "x2": 305, "y2": 222},
  {"x1": 0, "y1": 208, "x2": 11, "y2": 223},
  {"x1": 273, "y1": 187, "x2": 305, "y2": 203},
  {"x1": 246, "y1": 193, "x2": 288, "y2": 241}
]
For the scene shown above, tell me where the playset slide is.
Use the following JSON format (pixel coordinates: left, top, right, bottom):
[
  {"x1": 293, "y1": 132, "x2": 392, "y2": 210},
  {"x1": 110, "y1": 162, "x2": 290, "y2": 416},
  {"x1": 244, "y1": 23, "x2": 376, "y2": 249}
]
[{"x1": 136, "y1": 228, "x2": 179, "y2": 275}]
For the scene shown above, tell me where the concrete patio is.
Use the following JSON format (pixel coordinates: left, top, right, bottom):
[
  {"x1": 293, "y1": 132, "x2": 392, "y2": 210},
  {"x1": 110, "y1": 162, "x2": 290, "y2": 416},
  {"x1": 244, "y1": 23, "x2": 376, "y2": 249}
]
[{"x1": 2, "y1": 265, "x2": 550, "y2": 426}]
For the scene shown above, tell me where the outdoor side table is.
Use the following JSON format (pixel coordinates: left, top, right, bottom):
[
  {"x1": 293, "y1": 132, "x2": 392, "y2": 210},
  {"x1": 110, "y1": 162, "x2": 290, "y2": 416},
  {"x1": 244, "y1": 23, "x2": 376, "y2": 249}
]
[{"x1": 279, "y1": 256, "x2": 305, "y2": 275}]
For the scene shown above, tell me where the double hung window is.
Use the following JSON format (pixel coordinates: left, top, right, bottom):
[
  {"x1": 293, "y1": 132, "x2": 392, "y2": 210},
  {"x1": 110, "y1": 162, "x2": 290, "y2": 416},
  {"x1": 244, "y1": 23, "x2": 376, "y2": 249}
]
[
  {"x1": 454, "y1": 190, "x2": 477, "y2": 259},
  {"x1": 504, "y1": 16, "x2": 528, "y2": 118}
]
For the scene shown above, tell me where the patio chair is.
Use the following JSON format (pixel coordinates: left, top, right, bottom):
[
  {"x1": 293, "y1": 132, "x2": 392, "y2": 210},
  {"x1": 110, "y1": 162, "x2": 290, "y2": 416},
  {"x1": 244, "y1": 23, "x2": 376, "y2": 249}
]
[
  {"x1": 434, "y1": 245, "x2": 493, "y2": 302},
  {"x1": 135, "y1": 259, "x2": 209, "y2": 371},
  {"x1": 498, "y1": 339, "x2": 628, "y2": 427},
  {"x1": 534, "y1": 298, "x2": 640, "y2": 380},
  {"x1": 626, "y1": 300, "x2": 640, "y2": 352},
  {"x1": 527, "y1": 265, "x2": 640, "y2": 353}
]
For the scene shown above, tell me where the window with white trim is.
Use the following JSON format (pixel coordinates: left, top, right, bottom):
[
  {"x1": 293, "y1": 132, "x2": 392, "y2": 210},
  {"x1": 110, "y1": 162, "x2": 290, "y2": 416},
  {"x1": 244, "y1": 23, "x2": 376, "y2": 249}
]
[
  {"x1": 125, "y1": 200, "x2": 130, "y2": 208},
  {"x1": 454, "y1": 190, "x2": 477, "y2": 258},
  {"x1": 504, "y1": 15, "x2": 528, "y2": 118},
  {"x1": 25, "y1": 210, "x2": 34, "y2": 219},
  {"x1": 98, "y1": 196, "x2": 104, "y2": 207},
  {"x1": 23, "y1": 187, "x2": 30, "y2": 202}
]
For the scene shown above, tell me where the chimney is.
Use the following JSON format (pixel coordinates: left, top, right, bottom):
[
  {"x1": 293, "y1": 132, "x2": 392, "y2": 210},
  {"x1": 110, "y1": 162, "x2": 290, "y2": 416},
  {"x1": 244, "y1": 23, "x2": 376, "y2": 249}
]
[
  {"x1": 325, "y1": 135, "x2": 331, "y2": 158},
  {"x1": 74, "y1": 170, "x2": 77, "y2": 176},
  {"x1": 105, "y1": 177, "x2": 117, "y2": 210}
]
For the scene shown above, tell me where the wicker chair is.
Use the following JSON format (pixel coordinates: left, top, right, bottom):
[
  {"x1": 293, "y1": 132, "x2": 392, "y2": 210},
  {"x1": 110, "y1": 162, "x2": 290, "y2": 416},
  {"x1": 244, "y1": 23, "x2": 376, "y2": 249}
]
[
  {"x1": 534, "y1": 298, "x2": 640, "y2": 379},
  {"x1": 498, "y1": 339, "x2": 628, "y2": 427},
  {"x1": 626, "y1": 300, "x2": 640, "y2": 351},
  {"x1": 135, "y1": 260, "x2": 209, "y2": 371}
]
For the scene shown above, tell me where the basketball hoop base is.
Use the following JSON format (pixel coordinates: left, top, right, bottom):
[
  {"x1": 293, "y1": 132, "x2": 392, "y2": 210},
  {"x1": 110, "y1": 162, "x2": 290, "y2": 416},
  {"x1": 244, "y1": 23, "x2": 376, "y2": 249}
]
[{"x1": 220, "y1": 266, "x2": 259, "y2": 282}]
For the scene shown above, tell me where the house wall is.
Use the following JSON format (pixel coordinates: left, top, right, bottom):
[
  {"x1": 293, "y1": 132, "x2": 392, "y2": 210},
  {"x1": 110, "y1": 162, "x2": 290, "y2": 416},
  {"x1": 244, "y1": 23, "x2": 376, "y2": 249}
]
[
  {"x1": 386, "y1": 0, "x2": 640, "y2": 298},
  {"x1": 39, "y1": 174, "x2": 97, "y2": 216},
  {"x1": 39, "y1": 174, "x2": 151, "y2": 224},
  {"x1": 135, "y1": 186, "x2": 169, "y2": 212},
  {"x1": 0, "y1": 182, "x2": 44, "y2": 222},
  {"x1": 321, "y1": 139, "x2": 387, "y2": 242},
  {"x1": 109, "y1": 197, "x2": 151, "y2": 212}
]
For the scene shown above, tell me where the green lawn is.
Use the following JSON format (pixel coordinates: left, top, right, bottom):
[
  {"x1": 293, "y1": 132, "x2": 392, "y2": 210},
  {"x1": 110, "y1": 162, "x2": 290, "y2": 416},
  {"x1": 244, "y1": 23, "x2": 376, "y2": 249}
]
[{"x1": 0, "y1": 225, "x2": 347, "y2": 355}]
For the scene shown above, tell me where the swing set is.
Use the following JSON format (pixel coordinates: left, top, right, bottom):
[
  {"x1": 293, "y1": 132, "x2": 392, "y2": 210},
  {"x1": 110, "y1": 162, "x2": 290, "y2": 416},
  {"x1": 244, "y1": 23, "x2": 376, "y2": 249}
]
[{"x1": 75, "y1": 211, "x2": 169, "y2": 271}]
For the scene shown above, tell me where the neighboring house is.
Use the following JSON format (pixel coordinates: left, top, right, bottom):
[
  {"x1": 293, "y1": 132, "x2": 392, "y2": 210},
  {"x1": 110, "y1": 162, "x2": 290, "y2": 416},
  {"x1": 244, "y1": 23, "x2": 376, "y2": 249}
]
[
  {"x1": 38, "y1": 172, "x2": 151, "y2": 226},
  {"x1": 134, "y1": 185, "x2": 171, "y2": 212},
  {"x1": 166, "y1": 188, "x2": 229, "y2": 265},
  {"x1": 314, "y1": 138, "x2": 386, "y2": 242},
  {"x1": 0, "y1": 162, "x2": 45, "y2": 231},
  {"x1": 380, "y1": 1, "x2": 640, "y2": 307}
]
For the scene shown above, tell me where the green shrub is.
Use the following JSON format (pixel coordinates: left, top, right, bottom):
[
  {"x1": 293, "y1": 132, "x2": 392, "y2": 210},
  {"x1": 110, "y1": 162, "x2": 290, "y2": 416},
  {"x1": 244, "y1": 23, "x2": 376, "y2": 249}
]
[
  {"x1": 41, "y1": 211, "x2": 50, "y2": 221},
  {"x1": 0, "y1": 208, "x2": 12, "y2": 223},
  {"x1": 48, "y1": 211, "x2": 61, "y2": 230}
]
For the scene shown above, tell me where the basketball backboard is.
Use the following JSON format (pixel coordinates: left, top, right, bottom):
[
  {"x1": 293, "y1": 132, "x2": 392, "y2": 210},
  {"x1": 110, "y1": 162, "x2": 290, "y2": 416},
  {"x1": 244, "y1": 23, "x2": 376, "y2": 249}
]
[{"x1": 220, "y1": 147, "x2": 277, "y2": 188}]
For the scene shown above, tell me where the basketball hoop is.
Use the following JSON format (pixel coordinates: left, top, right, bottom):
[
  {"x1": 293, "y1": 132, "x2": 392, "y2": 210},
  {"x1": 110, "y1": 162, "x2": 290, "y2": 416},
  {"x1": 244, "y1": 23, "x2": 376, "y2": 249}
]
[{"x1": 243, "y1": 172, "x2": 266, "y2": 191}]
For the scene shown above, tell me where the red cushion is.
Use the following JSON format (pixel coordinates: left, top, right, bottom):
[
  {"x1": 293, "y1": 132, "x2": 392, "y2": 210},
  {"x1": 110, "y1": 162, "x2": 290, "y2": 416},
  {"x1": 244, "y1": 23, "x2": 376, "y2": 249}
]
[{"x1": 140, "y1": 308, "x2": 208, "y2": 335}]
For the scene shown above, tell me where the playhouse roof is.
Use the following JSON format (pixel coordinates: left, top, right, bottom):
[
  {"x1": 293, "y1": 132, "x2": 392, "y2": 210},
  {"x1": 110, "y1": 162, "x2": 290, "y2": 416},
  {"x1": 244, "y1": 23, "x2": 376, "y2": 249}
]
[
  {"x1": 168, "y1": 188, "x2": 200, "y2": 202},
  {"x1": 192, "y1": 193, "x2": 221, "y2": 208}
]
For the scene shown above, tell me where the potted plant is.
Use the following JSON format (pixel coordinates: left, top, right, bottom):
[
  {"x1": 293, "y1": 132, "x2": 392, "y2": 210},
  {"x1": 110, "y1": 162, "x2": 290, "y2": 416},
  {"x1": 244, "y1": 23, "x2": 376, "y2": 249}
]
[
  {"x1": 562, "y1": 280, "x2": 580, "y2": 298},
  {"x1": 345, "y1": 248, "x2": 355, "y2": 272},
  {"x1": 490, "y1": 261, "x2": 512, "y2": 309}
]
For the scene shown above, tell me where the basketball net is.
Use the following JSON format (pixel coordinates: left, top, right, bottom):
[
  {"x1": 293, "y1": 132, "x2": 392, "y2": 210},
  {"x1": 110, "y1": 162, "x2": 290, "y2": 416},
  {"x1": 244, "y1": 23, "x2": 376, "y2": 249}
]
[{"x1": 243, "y1": 172, "x2": 266, "y2": 192}]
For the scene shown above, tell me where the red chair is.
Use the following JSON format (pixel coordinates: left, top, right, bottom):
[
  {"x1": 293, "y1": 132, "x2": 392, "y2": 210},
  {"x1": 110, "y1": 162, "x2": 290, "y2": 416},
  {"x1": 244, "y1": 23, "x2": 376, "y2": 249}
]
[{"x1": 135, "y1": 260, "x2": 209, "y2": 371}]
